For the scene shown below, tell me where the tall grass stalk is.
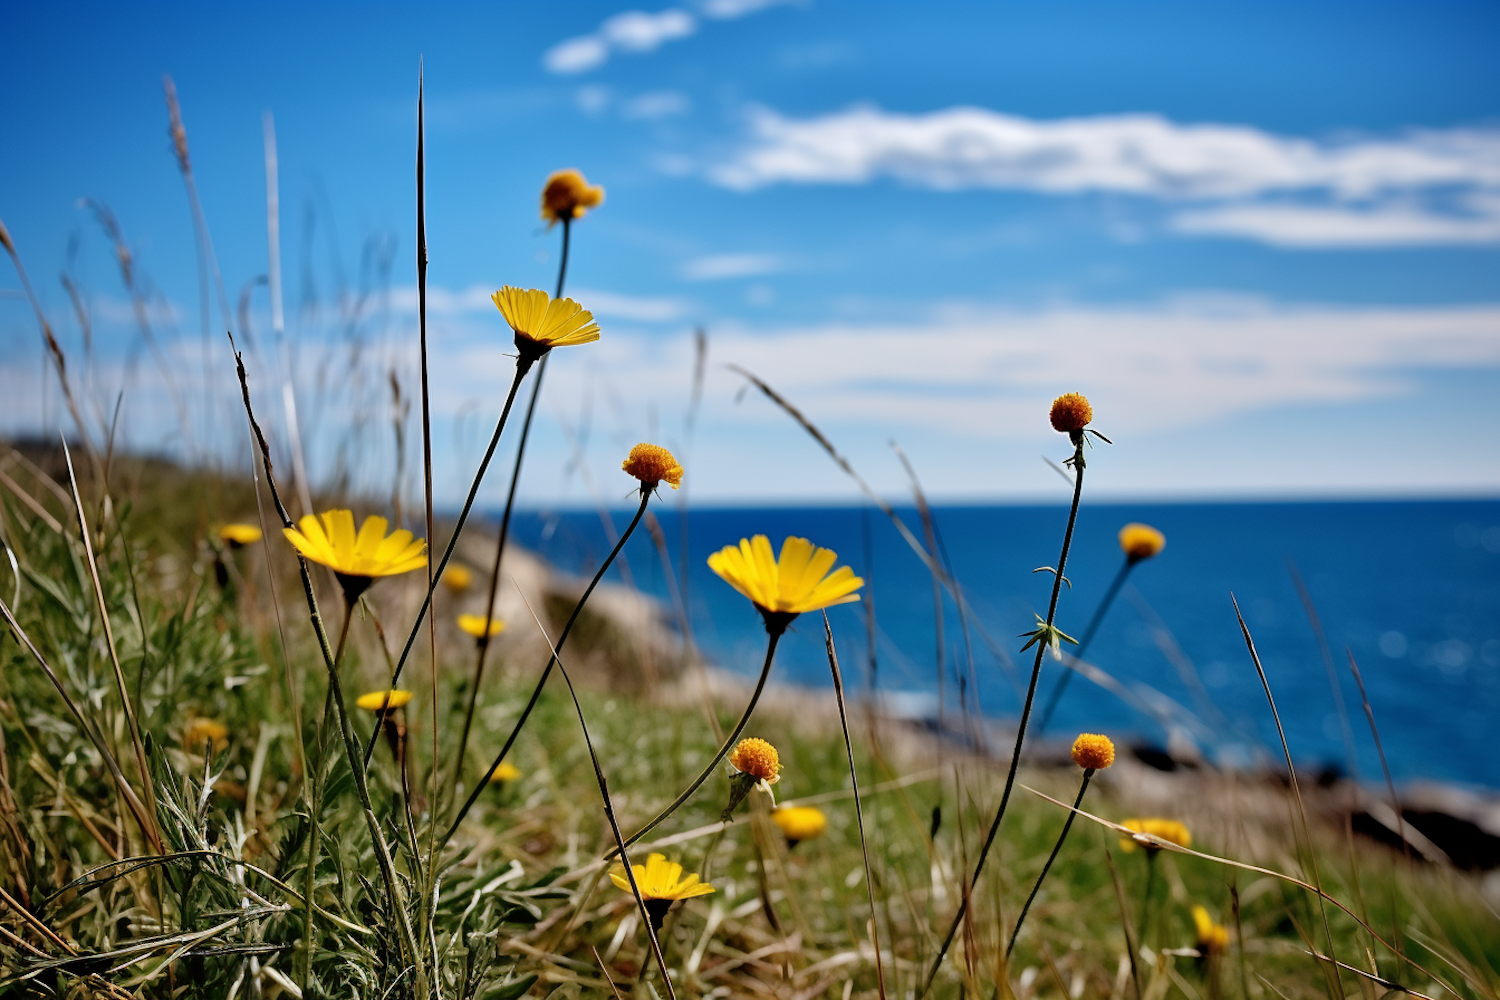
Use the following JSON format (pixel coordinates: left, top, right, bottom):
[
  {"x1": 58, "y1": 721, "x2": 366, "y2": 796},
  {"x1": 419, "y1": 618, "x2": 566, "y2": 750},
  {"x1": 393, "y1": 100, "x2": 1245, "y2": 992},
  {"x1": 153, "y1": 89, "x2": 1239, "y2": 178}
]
[
  {"x1": 823, "y1": 613, "x2": 889, "y2": 1000},
  {"x1": 232, "y1": 344, "x2": 428, "y2": 999},
  {"x1": 1232, "y1": 595, "x2": 1345, "y2": 999}
]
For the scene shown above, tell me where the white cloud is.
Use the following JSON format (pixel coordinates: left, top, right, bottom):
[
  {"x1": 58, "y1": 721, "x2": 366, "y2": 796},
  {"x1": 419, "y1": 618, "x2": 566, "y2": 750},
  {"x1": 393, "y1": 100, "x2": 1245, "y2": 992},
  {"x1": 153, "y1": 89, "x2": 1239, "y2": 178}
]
[
  {"x1": 544, "y1": 8, "x2": 696, "y2": 74},
  {"x1": 699, "y1": 0, "x2": 796, "y2": 19},
  {"x1": 544, "y1": 36, "x2": 611, "y2": 74},
  {"x1": 714, "y1": 105, "x2": 1500, "y2": 197},
  {"x1": 680, "y1": 252, "x2": 783, "y2": 280},
  {"x1": 385, "y1": 283, "x2": 688, "y2": 323},
  {"x1": 425, "y1": 298, "x2": 1500, "y2": 437},
  {"x1": 622, "y1": 90, "x2": 691, "y2": 120},
  {"x1": 602, "y1": 8, "x2": 696, "y2": 50},
  {"x1": 709, "y1": 104, "x2": 1500, "y2": 247},
  {"x1": 1172, "y1": 197, "x2": 1500, "y2": 248},
  {"x1": 564, "y1": 287, "x2": 689, "y2": 322}
]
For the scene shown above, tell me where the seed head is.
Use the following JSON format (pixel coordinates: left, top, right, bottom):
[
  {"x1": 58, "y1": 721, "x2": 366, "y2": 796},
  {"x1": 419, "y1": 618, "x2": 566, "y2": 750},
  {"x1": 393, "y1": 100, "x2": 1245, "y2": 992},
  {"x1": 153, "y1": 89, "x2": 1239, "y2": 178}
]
[
  {"x1": 1118, "y1": 523, "x2": 1166, "y2": 562},
  {"x1": 1049, "y1": 392, "x2": 1093, "y2": 433},
  {"x1": 1070, "y1": 732, "x2": 1116, "y2": 770},
  {"x1": 622, "y1": 443, "x2": 684, "y2": 491},
  {"x1": 729, "y1": 737, "x2": 781, "y2": 784}
]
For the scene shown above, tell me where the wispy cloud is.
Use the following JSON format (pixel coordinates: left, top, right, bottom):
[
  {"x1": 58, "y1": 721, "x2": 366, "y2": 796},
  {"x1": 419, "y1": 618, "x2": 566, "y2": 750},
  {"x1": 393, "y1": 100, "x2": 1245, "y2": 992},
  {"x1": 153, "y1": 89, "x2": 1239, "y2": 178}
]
[
  {"x1": 623, "y1": 90, "x2": 691, "y2": 120},
  {"x1": 386, "y1": 284, "x2": 688, "y2": 323},
  {"x1": 709, "y1": 104, "x2": 1500, "y2": 247},
  {"x1": 680, "y1": 252, "x2": 783, "y2": 280},
  {"x1": 544, "y1": 8, "x2": 697, "y2": 74},
  {"x1": 699, "y1": 0, "x2": 797, "y2": 19},
  {"x1": 1172, "y1": 195, "x2": 1500, "y2": 247},
  {"x1": 543, "y1": 1, "x2": 795, "y2": 74}
]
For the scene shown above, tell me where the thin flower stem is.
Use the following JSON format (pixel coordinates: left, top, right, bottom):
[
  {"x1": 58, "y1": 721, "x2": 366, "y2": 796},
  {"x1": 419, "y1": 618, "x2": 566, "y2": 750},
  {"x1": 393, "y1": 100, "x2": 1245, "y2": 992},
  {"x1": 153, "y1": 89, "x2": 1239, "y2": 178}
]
[
  {"x1": 453, "y1": 215, "x2": 572, "y2": 786},
  {"x1": 1007, "y1": 769, "x2": 1093, "y2": 958},
  {"x1": 300, "y1": 598, "x2": 353, "y2": 992},
  {"x1": 608, "y1": 626, "x2": 784, "y2": 860},
  {"x1": 514, "y1": 590, "x2": 678, "y2": 1000},
  {"x1": 1035, "y1": 557, "x2": 1134, "y2": 735},
  {"x1": 364, "y1": 354, "x2": 535, "y2": 767},
  {"x1": 921, "y1": 435, "x2": 1088, "y2": 998},
  {"x1": 442, "y1": 489, "x2": 652, "y2": 848}
]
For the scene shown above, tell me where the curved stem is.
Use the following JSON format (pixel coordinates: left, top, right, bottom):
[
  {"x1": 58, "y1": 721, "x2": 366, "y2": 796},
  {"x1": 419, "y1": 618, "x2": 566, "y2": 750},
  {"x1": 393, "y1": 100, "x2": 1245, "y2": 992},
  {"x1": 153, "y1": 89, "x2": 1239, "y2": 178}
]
[
  {"x1": 1006, "y1": 769, "x2": 1092, "y2": 958},
  {"x1": 606, "y1": 627, "x2": 784, "y2": 860},
  {"x1": 453, "y1": 351, "x2": 549, "y2": 786},
  {"x1": 921, "y1": 437, "x2": 1088, "y2": 997},
  {"x1": 1035, "y1": 558, "x2": 1134, "y2": 735},
  {"x1": 442, "y1": 490, "x2": 652, "y2": 849},
  {"x1": 364, "y1": 356, "x2": 534, "y2": 766},
  {"x1": 540, "y1": 592, "x2": 679, "y2": 999},
  {"x1": 452, "y1": 214, "x2": 574, "y2": 787},
  {"x1": 299, "y1": 597, "x2": 353, "y2": 993}
]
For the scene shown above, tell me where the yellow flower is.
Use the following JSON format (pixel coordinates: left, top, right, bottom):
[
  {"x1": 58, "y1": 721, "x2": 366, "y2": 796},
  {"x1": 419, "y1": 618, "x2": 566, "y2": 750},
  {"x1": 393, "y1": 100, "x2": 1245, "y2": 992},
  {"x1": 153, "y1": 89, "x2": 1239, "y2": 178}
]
[
  {"x1": 1049, "y1": 392, "x2": 1093, "y2": 434},
  {"x1": 610, "y1": 853, "x2": 715, "y2": 902},
  {"x1": 622, "y1": 443, "x2": 684, "y2": 491},
  {"x1": 1118, "y1": 523, "x2": 1166, "y2": 562},
  {"x1": 729, "y1": 737, "x2": 781, "y2": 784},
  {"x1": 488, "y1": 761, "x2": 521, "y2": 783},
  {"x1": 442, "y1": 564, "x2": 474, "y2": 593},
  {"x1": 707, "y1": 535, "x2": 863, "y2": 631},
  {"x1": 1193, "y1": 905, "x2": 1231, "y2": 953},
  {"x1": 218, "y1": 523, "x2": 263, "y2": 547},
  {"x1": 772, "y1": 805, "x2": 828, "y2": 844},
  {"x1": 355, "y1": 690, "x2": 413, "y2": 712},
  {"x1": 457, "y1": 613, "x2": 505, "y2": 640},
  {"x1": 541, "y1": 168, "x2": 605, "y2": 225},
  {"x1": 183, "y1": 717, "x2": 228, "y2": 751},
  {"x1": 1070, "y1": 733, "x2": 1116, "y2": 770},
  {"x1": 281, "y1": 510, "x2": 426, "y2": 600},
  {"x1": 491, "y1": 287, "x2": 601, "y2": 363},
  {"x1": 1119, "y1": 817, "x2": 1192, "y2": 853}
]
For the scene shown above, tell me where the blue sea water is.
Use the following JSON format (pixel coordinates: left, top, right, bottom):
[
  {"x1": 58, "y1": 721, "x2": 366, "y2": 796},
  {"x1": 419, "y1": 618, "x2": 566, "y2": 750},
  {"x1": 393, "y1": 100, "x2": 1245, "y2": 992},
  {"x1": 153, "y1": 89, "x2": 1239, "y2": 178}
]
[{"x1": 501, "y1": 500, "x2": 1500, "y2": 789}]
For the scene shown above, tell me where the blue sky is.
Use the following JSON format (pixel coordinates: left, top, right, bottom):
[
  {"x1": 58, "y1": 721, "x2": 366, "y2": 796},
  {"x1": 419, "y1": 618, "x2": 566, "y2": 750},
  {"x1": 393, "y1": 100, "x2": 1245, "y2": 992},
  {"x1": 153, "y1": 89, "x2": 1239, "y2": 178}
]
[{"x1": 3, "y1": 1, "x2": 1499, "y2": 505}]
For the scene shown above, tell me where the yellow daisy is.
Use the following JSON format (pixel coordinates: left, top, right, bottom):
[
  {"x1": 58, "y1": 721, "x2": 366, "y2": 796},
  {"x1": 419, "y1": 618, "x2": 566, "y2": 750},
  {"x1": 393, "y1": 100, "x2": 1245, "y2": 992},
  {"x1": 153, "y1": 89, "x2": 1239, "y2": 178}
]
[
  {"x1": 355, "y1": 690, "x2": 413, "y2": 712},
  {"x1": 183, "y1": 717, "x2": 229, "y2": 752},
  {"x1": 491, "y1": 287, "x2": 600, "y2": 364},
  {"x1": 541, "y1": 168, "x2": 605, "y2": 225},
  {"x1": 1193, "y1": 904, "x2": 1231, "y2": 954},
  {"x1": 772, "y1": 805, "x2": 828, "y2": 845},
  {"x1": 282, "y1": 510, "x2": 426, "y2": 600},
  {"x1": 488, "y1": 761, "x2": 521, "y2": 783},
  {"x1": 1118, "y1": 523, "x2": 1166, "y2": 562},
  {"x1": 457, "y1": 613, "x2": 505, "y2": 640},
  {"x1": 611, "y1": 852, "x2": 713, "y2": 929},
  {"x1": 442, "y1": 564, "x2": 474, "y2": 593},
  {"x1": 218, "y1": 523, "x2": 263, "y2": 547},
  {"x1": 1119, "y1": 817, "x2": 1192, "y2": 853},
  {"x1": 707, "y1": 535, "x2": 862, "y2": 632}
]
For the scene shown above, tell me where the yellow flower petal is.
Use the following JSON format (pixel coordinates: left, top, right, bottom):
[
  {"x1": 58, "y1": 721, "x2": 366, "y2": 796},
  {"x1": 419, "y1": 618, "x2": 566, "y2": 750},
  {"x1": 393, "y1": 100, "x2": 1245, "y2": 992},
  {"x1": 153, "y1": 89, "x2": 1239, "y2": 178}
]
[
  {"x1": 281, "y1": 510, "x2": 427, "y2": 582},
  {"x1": 708, "y1": 535, "x2": 864, "y2": 617}
]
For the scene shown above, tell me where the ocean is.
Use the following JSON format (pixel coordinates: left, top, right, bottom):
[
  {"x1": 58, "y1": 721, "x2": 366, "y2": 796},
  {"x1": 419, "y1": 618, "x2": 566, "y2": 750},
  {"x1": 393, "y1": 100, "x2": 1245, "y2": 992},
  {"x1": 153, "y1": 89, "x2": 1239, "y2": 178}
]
[{"x1": 500, "y1": 499, "x2": 1500, "y2": 789}]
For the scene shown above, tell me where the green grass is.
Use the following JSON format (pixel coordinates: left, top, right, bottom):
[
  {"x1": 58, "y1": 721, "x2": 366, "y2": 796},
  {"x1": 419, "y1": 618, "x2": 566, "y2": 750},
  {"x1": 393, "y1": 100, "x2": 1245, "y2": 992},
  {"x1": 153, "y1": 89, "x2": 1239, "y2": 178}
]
[{"x1": 1, "y1": 452, "x2": 1497, "y2": 1000}]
